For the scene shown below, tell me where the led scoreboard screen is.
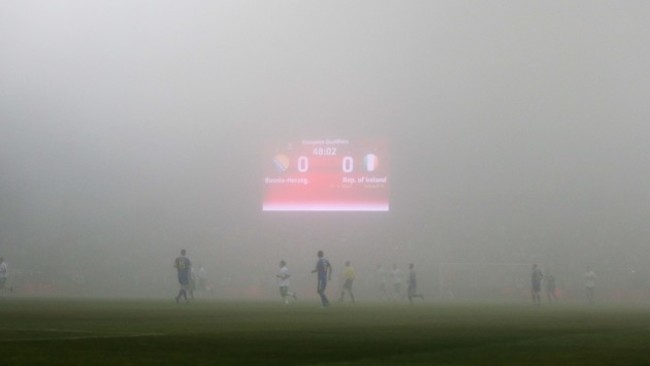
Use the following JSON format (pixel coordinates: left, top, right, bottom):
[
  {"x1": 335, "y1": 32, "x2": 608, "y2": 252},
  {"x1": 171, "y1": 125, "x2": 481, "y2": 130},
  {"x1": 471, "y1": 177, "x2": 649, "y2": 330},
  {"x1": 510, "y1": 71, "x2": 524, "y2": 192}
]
[{"x1": 263, "y1": 138, "x2": 389, "y2": 211}]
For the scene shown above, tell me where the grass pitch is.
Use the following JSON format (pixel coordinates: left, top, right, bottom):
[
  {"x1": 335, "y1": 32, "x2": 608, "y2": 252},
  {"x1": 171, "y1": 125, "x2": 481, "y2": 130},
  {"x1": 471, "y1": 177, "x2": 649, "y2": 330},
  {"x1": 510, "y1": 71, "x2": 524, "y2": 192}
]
[{"x1": 2, "y1": 298, "x2": 650, "y2": 365}]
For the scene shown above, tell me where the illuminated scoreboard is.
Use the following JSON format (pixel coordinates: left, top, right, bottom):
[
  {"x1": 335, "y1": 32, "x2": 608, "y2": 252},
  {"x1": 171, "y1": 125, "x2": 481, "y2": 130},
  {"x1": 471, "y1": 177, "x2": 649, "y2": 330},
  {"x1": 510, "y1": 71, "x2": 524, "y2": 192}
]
[{"x1": 263, "y1": 138, "x2": 389, "y2": 211}]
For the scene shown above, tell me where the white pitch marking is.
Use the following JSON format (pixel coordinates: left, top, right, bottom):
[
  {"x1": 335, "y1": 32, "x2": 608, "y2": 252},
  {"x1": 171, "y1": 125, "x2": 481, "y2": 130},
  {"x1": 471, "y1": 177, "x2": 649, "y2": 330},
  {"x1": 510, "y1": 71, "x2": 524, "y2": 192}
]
[{"x1": 0, "y1": 329, "x2": 165, "y2": 342}]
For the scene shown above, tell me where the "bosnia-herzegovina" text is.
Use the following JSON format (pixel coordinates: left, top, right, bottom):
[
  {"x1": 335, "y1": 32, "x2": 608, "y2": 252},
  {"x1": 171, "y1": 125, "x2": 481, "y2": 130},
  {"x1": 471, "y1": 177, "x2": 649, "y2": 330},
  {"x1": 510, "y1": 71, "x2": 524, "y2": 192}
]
[{"x1": 265, "y1": 177, "x2": 309, "y2": 185}]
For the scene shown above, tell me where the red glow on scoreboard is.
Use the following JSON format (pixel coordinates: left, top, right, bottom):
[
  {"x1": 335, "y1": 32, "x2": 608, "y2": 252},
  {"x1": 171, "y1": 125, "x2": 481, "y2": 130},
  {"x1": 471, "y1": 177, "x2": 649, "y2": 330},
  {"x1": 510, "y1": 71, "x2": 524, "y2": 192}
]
[{"x1": 263, "y1": 138, "x2": 389, "y2": 212}]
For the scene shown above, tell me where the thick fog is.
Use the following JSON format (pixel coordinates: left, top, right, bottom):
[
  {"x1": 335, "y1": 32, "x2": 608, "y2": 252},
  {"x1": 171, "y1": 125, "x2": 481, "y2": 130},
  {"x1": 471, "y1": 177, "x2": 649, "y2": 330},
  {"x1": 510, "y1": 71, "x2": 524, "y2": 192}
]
[{"x1": 1, "y1": 1, "x2": 649, "y2": 301}]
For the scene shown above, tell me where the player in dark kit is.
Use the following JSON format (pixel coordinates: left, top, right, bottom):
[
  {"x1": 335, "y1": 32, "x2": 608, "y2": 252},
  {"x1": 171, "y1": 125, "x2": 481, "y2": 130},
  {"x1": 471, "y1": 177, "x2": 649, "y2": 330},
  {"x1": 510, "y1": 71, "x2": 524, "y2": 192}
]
[
  {"x1": 174, "y1": 249, "x2": 192, "y2": 304},
  {"x1": 531, "y1": 263, "x2": 543, "y2": 306},
  {"x1": 312, "y1": 250, "x2": 332, "y2": 307},
  {"x1": 545, "y1": 272, "x2": 558, "y2": 304},
  {"x1": 339, "y1": 261, "x2": 356, "y2": 303},
  {"x1": 407, "y1": 263, "x2": 424, "y2": 304}
]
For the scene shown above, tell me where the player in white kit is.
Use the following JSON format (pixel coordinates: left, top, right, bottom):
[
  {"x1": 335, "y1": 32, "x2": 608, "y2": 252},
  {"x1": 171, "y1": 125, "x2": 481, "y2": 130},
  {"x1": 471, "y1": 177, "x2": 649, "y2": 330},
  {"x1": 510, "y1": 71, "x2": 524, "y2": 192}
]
[{"x1": 277, "y1": 260, "x2": 297, "y2": 304}]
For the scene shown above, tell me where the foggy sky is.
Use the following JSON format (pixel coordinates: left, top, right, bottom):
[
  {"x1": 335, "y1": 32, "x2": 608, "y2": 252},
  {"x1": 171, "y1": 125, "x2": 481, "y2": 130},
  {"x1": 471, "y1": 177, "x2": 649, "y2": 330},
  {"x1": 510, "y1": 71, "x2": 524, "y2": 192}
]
[{"x1": 1, "y1": 1, "x2": 649, "y2": 298}]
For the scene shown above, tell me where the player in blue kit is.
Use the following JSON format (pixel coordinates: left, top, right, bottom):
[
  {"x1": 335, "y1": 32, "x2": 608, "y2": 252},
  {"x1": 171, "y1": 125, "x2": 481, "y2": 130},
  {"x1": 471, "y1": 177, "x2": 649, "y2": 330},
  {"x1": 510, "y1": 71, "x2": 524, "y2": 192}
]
[
  {"x1": 174, "y1": 249, "x2": 192, "y2": 304},
  {"x1": 312, "y1": 250, "x2": 332, "y2": 307}
]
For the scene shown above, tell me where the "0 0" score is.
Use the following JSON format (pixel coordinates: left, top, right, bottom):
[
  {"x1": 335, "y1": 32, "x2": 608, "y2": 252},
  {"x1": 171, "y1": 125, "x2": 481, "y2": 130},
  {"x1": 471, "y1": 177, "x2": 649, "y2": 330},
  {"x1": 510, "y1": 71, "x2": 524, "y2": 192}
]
[{"x1": 296, "y1": 156, "x2": 354, "y2": 173}]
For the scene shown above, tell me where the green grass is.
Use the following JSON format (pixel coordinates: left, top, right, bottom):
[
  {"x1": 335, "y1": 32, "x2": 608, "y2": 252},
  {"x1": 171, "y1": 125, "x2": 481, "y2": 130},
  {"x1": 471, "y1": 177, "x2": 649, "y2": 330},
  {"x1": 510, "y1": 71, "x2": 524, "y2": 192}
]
[{"x1": 2, "y1": 298, "x2": 650, "y2": 365}]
